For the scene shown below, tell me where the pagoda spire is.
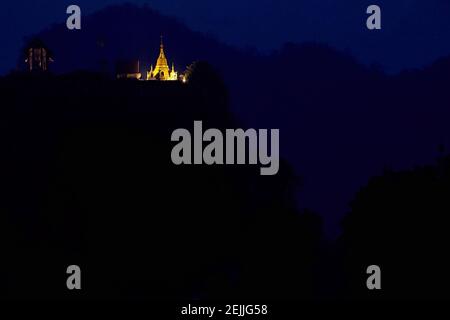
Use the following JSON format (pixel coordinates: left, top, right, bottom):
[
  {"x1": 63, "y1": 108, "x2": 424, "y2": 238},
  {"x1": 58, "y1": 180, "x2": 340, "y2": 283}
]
[{"x1": 157, "y1": 34, "x2": 167, "y2": 63}]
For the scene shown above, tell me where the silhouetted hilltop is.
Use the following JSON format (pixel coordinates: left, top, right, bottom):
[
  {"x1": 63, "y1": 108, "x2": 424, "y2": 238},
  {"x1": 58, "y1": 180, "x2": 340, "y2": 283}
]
[{"x1": 0, "y1": 71, "x2": 324, "y2": 300}]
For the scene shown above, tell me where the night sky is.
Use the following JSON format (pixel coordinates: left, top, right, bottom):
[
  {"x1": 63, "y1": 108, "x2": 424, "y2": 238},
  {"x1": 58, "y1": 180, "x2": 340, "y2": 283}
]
[{"x1": 1, "y1": 0, "x2": 450, "y2": 75}]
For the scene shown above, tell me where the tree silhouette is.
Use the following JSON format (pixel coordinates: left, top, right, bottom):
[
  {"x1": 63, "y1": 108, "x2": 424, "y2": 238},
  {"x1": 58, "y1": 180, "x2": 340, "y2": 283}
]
[{"x1": 340, "y1": 155, "x2": 450, "y2": 299}]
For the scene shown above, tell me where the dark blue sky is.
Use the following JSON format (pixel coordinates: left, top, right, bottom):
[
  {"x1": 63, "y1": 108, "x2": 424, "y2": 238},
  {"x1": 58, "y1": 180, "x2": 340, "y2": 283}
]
[{"x1": 1, "y1": 0, "x2": 450, "y2": 75}]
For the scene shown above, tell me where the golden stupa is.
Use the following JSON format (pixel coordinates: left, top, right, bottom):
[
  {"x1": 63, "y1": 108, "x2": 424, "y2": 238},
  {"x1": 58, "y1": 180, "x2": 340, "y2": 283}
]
[{"x1": 147, "y1": 36, "x2": 178, "y2": 81}]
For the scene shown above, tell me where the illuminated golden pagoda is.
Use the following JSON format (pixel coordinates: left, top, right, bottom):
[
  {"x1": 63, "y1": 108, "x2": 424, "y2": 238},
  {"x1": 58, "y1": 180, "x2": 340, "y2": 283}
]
[{"x1": 147, "y1": 36, "x2": 178, "y2": 81}]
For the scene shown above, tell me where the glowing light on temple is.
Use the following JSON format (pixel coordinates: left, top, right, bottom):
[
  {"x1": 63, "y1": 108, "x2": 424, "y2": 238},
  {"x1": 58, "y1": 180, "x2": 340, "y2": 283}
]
[{"x1": 146, "y1": 36, "x2": 178, "y2": 81}]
